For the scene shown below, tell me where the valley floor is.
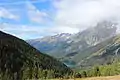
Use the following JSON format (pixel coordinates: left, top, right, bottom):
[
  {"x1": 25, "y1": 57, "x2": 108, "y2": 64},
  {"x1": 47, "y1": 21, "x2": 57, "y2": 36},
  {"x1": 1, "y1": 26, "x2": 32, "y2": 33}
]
[{"x1": 51, "y1": 75, "x2": 120, "y2": 80}]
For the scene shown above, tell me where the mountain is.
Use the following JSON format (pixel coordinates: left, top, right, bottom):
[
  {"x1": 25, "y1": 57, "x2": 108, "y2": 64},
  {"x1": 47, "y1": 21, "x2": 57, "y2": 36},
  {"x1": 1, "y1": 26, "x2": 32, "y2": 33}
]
[
  {"x1": 77, "y1": 34, "x2": 120, "y2": 69},
  {"x1": 27, "y1": 21, "x2": 117, "y2": 68},
  {"x1": 73, "y1": 34, "x2": 120, "y2": 78},
  {"x1": 0, "y1": 31, "x2": 72, "y2": 80},
  {"x1": 28, "y1": 33, "x2": 72, "y2": 57}
]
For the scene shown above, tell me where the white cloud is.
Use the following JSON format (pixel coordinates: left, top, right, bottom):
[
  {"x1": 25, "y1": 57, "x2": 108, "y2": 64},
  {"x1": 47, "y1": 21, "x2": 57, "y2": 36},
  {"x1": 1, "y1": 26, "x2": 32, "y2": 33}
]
[
  {"x1": 0, "y1": 22, "x2": 79, "y2": 39},
  {"x1": 53, "y1": 0, "x2": 120, "y2": 31},
  {"x1": 1, "y1": 0, "x2": 120, "y2": 39},
  {"x1": 48, "y1": 26, "x2": 79, "y2": 34},
  {"x1": 0, "y1": 23, "x2": 46, "y2": 39},
  {"x1": 26, "y1": 2, "x2": 48, "y2": 24},
  {"x1": 0, "y1": 7, "x2": 19, "y2": 20}
]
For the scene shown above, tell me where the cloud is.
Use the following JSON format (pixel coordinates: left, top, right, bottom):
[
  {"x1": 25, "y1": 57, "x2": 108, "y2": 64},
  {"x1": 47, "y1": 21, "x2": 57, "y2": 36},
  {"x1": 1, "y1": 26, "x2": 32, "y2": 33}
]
[
  {"x1": 0, "y1": 23, "x2": 46, "y2": 39},
  {"x1": 0, "y1": 22, "x2": 79, "y2": 39},
  {"x1": 1, "y1": 0, "x2": 120, "y2": 39},
  {"x1": 26, "y1": 2, "x2": 49, "y2": 24},
  {"x1": 52, "y1": 0, "x2": 120, "y2": 31},
  {"x1": 47, "y1": 26, "x2": 79, "y2": 34},
  {"x1": 0, "y1": 7, "x2": 19, "y2": 20}
]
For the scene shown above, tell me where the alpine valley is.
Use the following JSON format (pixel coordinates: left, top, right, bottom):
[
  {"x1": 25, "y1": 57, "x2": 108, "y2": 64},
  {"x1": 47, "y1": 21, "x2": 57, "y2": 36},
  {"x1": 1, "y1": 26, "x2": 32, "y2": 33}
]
[{"x1": 27, "y1": 21, "x2": 120, "y2": 69}]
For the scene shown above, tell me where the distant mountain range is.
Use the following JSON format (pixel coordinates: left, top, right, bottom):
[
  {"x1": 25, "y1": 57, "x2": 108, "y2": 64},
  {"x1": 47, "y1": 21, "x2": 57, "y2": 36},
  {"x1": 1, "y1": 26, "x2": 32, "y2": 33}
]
[
  {"x1": 0, "y1": 31, "x2": 72, "y2": 79},
  {"x1": 27, "y1": 21, "x2": 119, "y2": 68}
]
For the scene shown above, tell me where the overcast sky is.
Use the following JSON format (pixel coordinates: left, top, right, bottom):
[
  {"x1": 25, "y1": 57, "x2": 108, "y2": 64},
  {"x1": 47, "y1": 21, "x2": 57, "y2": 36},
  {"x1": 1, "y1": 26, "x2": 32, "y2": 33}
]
[{"x1": 0, "y1": 0, "x2": 120, "y2": 39}]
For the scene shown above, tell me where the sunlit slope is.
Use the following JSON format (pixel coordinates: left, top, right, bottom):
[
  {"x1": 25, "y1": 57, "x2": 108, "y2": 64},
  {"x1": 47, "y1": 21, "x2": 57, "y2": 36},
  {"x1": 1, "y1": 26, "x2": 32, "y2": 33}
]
[{"x1": 77, "y1": 34, "x2": 120, "y2": 68}]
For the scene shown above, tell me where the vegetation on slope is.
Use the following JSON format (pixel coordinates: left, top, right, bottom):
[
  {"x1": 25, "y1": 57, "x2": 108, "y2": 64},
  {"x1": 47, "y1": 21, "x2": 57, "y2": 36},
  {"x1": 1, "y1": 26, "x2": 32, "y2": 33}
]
[
  {"x1": 0, "y1": 31, "x2": 72, "y2": 80},
  {"x1": 73, "y1": 60, "x2": 120, "y2": 79}
]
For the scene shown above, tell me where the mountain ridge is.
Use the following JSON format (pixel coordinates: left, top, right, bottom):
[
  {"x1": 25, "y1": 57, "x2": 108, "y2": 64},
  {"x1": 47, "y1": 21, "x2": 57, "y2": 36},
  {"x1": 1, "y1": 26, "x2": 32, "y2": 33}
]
[
  {"x1": 0, "y1": 31, "x2": 72, "y2": 80},
  {"x1": 27, "y1": 21, "x2": 118, "y2": 68}
]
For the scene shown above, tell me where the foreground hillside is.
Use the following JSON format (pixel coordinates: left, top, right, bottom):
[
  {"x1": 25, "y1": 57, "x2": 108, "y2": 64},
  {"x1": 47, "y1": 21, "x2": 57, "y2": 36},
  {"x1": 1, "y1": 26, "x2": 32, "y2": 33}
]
[{"x1": 0, "y1": 31, "x2": 72, "y2": 80}]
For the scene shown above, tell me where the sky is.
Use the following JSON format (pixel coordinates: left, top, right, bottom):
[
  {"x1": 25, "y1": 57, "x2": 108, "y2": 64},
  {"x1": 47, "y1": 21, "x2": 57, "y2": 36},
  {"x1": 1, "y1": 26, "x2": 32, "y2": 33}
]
[{"x1": 0, "y1": 0, "x2": 120, "y2": 40}]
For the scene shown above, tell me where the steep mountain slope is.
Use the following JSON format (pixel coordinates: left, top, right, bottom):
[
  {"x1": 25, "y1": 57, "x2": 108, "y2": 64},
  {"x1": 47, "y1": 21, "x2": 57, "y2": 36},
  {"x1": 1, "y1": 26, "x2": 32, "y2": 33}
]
[
  {"x1": 0, "y1": 31, "x2": 72, "y2": 80},
  {"x1": 28, "y1": 33, "x2": 72, "y2": 57},
  {"x1": 27, "y1": 21, "x2": 117, "y2": 67},
  {"x1": 77, "y1": 34, "x2": 120, "y2": 68}
]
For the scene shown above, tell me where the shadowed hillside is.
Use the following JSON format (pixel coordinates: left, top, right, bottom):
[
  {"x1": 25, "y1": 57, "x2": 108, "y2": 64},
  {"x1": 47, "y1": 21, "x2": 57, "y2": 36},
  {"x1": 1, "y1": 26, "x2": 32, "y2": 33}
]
[{"x1": 0, "y1": 31, "x2": 72, "y2": 80}]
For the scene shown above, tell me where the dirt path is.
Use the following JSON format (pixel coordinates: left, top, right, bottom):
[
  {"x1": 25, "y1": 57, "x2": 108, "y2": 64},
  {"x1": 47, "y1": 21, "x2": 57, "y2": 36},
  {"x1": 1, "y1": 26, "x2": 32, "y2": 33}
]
[
  {"x1": 51, "y1": 75, "x2": 120, "y2": 80},
  {"x1": 75, "y1": 75, "x2": 120, "y2": 80}
]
